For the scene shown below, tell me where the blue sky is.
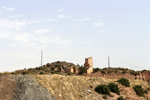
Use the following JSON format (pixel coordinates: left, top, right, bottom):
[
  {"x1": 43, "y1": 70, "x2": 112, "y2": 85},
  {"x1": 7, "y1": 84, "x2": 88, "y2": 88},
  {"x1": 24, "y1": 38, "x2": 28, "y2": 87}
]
[{"x1": 0, "y1": 0, "x2": 150, "y2": 72}]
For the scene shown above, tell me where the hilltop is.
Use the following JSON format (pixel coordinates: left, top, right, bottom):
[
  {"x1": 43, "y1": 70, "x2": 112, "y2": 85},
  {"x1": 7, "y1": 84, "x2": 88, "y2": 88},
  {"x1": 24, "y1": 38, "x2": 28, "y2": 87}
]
[
  {"x1": 3, "y1": 61, "x2": 149, "y2": 82},
  {"x1": 0, "y1": 61, "x2": 150, "y2": 100},
  {"x1": 8, "y1": 61, "x2": 80, "y2": 75}
]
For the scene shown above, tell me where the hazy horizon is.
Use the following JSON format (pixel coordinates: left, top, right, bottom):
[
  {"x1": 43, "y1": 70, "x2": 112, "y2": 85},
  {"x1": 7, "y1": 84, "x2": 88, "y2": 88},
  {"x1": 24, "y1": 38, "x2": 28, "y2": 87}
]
[{"x1": 0, "y1": 0, "x2": 150, "y2": 72}]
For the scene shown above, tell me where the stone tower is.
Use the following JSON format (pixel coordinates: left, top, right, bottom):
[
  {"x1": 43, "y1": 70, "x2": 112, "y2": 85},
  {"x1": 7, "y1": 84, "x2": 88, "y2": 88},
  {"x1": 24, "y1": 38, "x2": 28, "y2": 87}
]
[{"x1": 84, "y1": 57, "x2": 93, "y2": 74}]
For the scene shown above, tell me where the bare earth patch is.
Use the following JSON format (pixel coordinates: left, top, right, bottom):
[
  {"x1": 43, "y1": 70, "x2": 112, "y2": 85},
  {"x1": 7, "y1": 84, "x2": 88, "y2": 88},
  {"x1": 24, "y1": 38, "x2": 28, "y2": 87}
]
[
  {"x1": 34, "y1": 74, "x2": 150, "y2": 100},
  {"x1": 0, "y1": 75, "x2": 16, "y2": 100}
]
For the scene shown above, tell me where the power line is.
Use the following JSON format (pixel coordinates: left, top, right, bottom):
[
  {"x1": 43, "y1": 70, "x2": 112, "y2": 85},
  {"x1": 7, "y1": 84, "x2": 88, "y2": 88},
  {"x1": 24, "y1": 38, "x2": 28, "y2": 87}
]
[{"x1": 110, "y1": 58, "x2": 141, "y2": 68}]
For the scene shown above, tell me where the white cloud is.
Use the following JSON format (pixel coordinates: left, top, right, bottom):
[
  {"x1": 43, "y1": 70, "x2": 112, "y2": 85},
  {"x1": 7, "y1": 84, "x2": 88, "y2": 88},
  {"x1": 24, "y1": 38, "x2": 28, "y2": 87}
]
[
  {"x1": 73, "y1": 18, "x2": 91, "y2": 22},
  {"x1": 76, "y1": 41, "x2": 92, "y2": 44},
  {"x1": 13, "y1": 32, "x2": 33, "y2": 43},
  {"x1": 57, "y1": 14, "x2": 72, "y2": 19},
  {"x1": 9, "y1": 15, "x2": 21, "y2": 19},
  {"x1": 39, "y1": 36, "x2": 50, "y2": 43},
  {"x1": 39, "y1": 36, "x2": 71, "y2": 45},
  {"x1": 0, "y1": 10, "x2": 3, "y2": 14},
  {"x1": 94, "y1": 22, "x2": 104, "y2": 27},
  {"x1": 1, "y1": 6, "x2": 6, "y2": 9},
  {"x1": 99, "y1": 30, "x2": 107, "y2": 33},
  {"x1": 39, "y1": 36, "x2": 60, "y2": 44},
  {"x1": 1, "y1": 6, "x2": 15, "y2": 11},
  {"x1": 57, "y1": 8, "x2": 64, "y2": 12},
  {"x1": 47, "y1": 18, "x2": 55, "y2": 21},
  {"x1": 12, "y1": 30, "x2": 72, "y2": 47},
  {"x1": 0, "y1": 32, "x2": 12, "y2": 39},
  {"x1": 0, "y1": 19, "x2": 39, "y2": 31},
  {"x1": 49, "y1": 37, "x2": 60, "y2": 43},
  {"x1": 56, "y1": 40, "x2": 72, "y2": 45},
  {"x1": 34, "y1": 28, "x2": 52, "y2": 35},
  {"x1": 12, "y1": 42, "x2": 38, "y2": 48},
  {"x1": 6, "y1": 7, "x2": 15, "y2": 11}
]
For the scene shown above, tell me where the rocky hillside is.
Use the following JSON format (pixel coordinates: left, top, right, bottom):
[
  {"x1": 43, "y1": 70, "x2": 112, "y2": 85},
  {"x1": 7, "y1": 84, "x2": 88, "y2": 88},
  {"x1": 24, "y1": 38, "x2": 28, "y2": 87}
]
[
  {"x1": 9, "y1": 61, "x2": 79, "y2": 75},
  {"x1": 0, "y1": 74, "x2": 150, "y2": 100},
  {"x1": 88, "y1": 68, "x2": 150, "y2": 82},
  {"x1": 4, "y1": 61, "x2": 150, "y2": 83},
  {"x1": 5, "y1": 61, "x2": 150, "y2": 83},
  {"x1": 0, "y1": 61, "x2": 150, "y2": 100},
  {"x1": 0, "y1": 75, "x2": 55, "y2": 100}
]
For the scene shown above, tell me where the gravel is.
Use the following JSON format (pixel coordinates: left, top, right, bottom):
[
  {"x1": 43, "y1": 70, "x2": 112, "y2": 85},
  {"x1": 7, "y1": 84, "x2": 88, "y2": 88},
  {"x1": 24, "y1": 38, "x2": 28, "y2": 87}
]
[{"x1": 13, "y1": 75, "x2": 55, "y2": 100}]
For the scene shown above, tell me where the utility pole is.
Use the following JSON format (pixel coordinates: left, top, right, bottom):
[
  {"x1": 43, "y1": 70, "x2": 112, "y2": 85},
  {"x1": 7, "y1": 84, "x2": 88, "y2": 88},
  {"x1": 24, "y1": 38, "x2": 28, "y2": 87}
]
[
  {"x1": 41, "y1": 51, "x2": 43, "y2": 66},
  {"x1": 108, "y1": 56, "x2": 110, "y2": 68}
]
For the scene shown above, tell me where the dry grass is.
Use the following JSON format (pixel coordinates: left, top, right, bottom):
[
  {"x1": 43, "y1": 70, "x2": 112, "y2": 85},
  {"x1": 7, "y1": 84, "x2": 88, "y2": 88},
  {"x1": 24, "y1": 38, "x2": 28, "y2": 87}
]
[
  {"x1": 34, "y1": 74, "x2": 150, "y2": 100},
  {"x1": 0, "y1": 75, "x2": 16, "y2": 100},
  {"x1": 0, "y1": 74, "x2": 149, "y2": 100}
]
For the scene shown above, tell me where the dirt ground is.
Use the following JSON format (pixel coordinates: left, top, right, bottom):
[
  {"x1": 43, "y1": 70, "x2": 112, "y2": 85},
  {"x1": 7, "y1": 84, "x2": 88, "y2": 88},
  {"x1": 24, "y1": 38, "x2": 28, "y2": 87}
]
[
  {"x1": 0, "y1": 75, "x2": 16, "y2": 100},
  {"x1": 34, "y1": 74, "x2": 150, "y2": 100},
  {"x1": 0, "y1": 74, "x2": 149, "y2": 100}
]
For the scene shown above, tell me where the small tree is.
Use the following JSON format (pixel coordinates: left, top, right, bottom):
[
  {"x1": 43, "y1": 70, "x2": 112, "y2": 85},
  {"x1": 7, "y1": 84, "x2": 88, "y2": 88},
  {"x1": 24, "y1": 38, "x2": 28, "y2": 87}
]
[
  {"x1": 79, "y1": 66, "x2": 87, "y2": 74},
  {"x1": 130, "y1": 71, "x2": 139, "y2": 76},
  {"x1": 117, "y1": 96, "x2": 124, "y2": 100},
  {"x1": 117, "y1": 78, "x2": 130, "y2": 87},
  {"x1": 133, "y1": 85, "x2": 144, "y2": 97},
  {"x1": 95, "y1": 84, "x2": 110, "y2": 95},
  {"x1": 93, "y1": 68, "x2": 100, "y2": 72},
  {"x1": 40, "y1": 72, "x2": 44, "y2": 74},
  {"x1": 22, "y1": 71, "x2": 26, "y2": 75},
  {"x1": 101, "y1": 70, "x2": 106, "y2": 74},
  {"x1": 108, "y1": 83, "x2": 120, "y2": 95}
]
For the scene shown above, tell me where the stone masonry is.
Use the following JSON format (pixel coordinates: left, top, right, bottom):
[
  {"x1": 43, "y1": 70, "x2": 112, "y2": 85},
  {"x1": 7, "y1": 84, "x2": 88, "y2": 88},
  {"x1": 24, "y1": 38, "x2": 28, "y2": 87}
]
[{"x1": 84, "y1": 57, "x2": 93, "y2": 74}]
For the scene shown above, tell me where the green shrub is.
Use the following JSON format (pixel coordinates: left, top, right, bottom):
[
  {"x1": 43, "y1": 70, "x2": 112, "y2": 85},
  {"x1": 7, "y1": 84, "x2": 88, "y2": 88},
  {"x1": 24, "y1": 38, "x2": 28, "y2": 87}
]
[
  {"x1": 114, "y1": 70, "x2": 118, "y2": 73},
  {"x1": 22, "y1": 71, "x2": 26, "y2": 75},
  {"x1": 130, "y1": 71, "x2": 139, "y2": 76},
  {"x1": 101, "y1": 70, "x2": 106, "y2": 74},
  {"x1": 94, "y1": 68, "x2": 100, "y2": 72},
  {"x1": 133, "y1": 85, "x2": 144, "y2": 96},
  {"x1": 79, "y1": 67, "x2": 87, "y2": 74},
  {"x1": 102, "y1": 95, "x2": 107, "y2": 99},
  {"x1": 108, "y1": 83, "x2": 120, "y2": 95},
  {"x1": 107, "y1": 70, "x2": 113, "y2": 74},
  {"x1": 122, "y1": 71, "x2": 127, "y2": 74},
  {"x1": 51, "y1": 71, "x2": 60, "y2": 74},
  {"x1": 117, "y1": 78, "x2": 130, "y2": 87},
  {"x1": 67, "y1": 72, "x2": 72, "y2": 75},
  {"x1": 117, "y1": 96, "x2": 124, "y2": 100},
  {"x1": 95, "y1": 84, "x2": 110, "y2": 95},
  {"x1": 144, "y1": 90, "x2": 148, "y2": 94},
  {"x1": 40, "y1": 72, "x2": 44, "y2": 74},
  {"x1": 46, "y1": 63, "x2": 51, "y2": 67}
]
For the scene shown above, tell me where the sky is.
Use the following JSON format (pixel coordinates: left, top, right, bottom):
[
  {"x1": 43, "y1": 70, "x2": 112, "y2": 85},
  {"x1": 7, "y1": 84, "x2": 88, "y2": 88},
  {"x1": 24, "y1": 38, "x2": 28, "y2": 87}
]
[{"x1": 0, "y1": 0, "x2": 150, "y2": 72}]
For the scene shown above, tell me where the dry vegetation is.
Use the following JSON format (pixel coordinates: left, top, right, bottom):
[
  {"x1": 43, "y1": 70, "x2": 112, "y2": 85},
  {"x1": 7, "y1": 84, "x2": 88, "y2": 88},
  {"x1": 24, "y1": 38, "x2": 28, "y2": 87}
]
[
  {"x1": 34, "y1": 74, "x2": 150, "y2": 100},
  {"x1": 0, "y1": 75, "x2": 16, "y2": 100},
  {"x1": 9, "y1": 61, "x2": 79, "y2": 75},
  {"x1": 0, "y1": 61, "x2": 150, "y2": 100}
]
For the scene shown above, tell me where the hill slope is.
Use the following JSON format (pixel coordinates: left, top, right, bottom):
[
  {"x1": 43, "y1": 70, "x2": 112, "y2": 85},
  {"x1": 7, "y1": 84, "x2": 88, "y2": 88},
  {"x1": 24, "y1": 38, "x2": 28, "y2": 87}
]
[{"x1": 0, "y1": 74, "x2": 150, "y2": 100}]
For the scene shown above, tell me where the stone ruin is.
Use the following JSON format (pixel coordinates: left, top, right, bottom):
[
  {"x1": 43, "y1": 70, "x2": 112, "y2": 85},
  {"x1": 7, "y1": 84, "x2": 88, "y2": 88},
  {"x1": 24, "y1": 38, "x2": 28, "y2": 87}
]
[
  {"x1": 58, "y1": 66, "x2": 79, "y2": 74},
  {"x1": 64, "y1": 67, "x2": 78, "y2": 74},
  {"x1": 84, "y1": 57, "x2": 93, "y2": 74},
  {"x1": 56, "y1": 57, "x2": 94, "y2": 74}
]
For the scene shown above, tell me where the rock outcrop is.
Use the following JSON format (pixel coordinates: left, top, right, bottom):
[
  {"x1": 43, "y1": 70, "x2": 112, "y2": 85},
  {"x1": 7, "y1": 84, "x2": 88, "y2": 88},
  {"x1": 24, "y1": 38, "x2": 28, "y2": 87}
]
[{"x1": 13, "y1": 75, "x2": 55, "y2": 100}]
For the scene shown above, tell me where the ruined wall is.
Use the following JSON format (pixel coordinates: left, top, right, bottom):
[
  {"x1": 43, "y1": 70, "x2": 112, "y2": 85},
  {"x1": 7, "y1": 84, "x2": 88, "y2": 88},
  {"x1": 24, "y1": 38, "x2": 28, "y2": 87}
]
[
  {"x1": 84, "y1": 57, "x2": 93, "y2": 74},
  {"x1": 73, "y1": 67, "x2": 79, "y2": 74},
  {"x1": 64, "y1": 67, "x2": 74, "y2": 73}
]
